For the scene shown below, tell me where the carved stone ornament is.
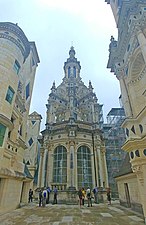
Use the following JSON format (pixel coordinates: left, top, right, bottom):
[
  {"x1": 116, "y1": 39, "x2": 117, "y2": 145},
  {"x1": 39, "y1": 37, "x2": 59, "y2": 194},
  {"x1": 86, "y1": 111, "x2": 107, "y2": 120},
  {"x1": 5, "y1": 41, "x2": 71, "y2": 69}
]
[{"x1": 132, "y1": 165, "x2": 142, "y2": 173}]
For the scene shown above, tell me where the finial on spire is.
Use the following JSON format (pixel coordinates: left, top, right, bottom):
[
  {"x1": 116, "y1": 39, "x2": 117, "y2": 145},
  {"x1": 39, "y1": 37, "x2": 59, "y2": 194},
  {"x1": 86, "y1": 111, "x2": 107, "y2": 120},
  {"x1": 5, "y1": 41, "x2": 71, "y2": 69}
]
[
  {"x1": 51, "y1": 81, "x2": 56, "y2": 91},
  {"x1": 89, "y1": 80, "x2": 93, "y2": 90},
  {"x1": 69, "y1": 46, "x2": 75, "y2": 58}
]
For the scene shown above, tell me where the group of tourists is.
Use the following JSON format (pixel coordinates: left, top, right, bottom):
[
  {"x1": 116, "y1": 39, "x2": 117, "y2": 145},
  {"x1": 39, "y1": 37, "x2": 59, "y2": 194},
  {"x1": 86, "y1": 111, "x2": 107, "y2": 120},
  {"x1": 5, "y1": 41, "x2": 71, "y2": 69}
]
[
  {"x1": 28, "y1": 186, "x2": 111, "y2": 207},
  {"x1": 28, "y1": 186, "x2": 58, "y2": 207},
  {"x1": 38, "y1": 186, "x2": 58, "y2": 207},
  {"x1": 78, "y1": 186, "x2": 111, "y2": 208},
  {"x1": 78, "y1": 186, "x2": 98, "y2": 208}
]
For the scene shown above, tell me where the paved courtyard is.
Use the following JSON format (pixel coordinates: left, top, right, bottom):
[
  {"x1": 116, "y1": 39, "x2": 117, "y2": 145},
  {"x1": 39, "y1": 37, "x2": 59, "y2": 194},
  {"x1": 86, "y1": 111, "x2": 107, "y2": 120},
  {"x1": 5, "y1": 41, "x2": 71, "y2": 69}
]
[{"x1": 0, "y1": 201, "x2": 145, "y2": 225}]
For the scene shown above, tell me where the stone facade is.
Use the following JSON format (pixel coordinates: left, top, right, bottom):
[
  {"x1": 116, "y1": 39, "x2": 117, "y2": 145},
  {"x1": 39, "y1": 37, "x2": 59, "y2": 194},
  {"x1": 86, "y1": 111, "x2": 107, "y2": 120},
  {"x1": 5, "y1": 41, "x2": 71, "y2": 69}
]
[
  {"x1": 105, "y1": 0, "x2": 146, "y2": 223},
  {"x1": 38, "y1": 47, "x2": 108, "y2": 197},
  {"x1": 0, "y1": 22, "x2": 40, "y2": 214}
]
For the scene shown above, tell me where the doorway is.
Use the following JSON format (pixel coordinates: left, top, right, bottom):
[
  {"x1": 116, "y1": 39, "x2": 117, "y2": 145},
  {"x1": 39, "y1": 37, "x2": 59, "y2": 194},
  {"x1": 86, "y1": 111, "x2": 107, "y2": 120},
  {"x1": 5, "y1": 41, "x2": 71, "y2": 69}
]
[{"x1": 124, "y1": 183, "x2": 131, "y2": 208}]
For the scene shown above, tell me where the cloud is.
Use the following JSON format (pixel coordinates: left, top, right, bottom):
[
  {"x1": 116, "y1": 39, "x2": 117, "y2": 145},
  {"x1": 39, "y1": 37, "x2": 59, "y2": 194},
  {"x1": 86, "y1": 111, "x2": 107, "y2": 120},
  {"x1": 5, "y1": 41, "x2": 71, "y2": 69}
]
[{"x1": 36, "y1": 0, "x2": 117, "y2": 31}]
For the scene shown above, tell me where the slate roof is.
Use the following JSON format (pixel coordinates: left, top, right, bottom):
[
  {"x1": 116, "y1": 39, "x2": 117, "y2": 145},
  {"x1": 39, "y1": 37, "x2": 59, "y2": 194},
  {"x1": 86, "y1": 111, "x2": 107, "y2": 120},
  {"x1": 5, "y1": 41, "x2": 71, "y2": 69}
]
[
  {"x1": 114, "y1": 153, "x2": 133, "y2": 178},
  {"x1": 24, "y1": 164, "x2": 33, "y2": 179}
]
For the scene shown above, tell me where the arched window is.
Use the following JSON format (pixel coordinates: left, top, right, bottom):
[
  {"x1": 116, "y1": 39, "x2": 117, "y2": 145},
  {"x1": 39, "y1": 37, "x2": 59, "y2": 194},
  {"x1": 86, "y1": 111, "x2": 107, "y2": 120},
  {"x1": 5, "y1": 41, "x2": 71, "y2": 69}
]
[
  {"x1": 68, "y1": 67, "x2": 71, "y2": 78},
  {"x1": 77, "y1": 146, "x2": 92, "y2": 189},
  {"x1": 53, "y1": 146, "x2": 67, "y2": 183},
  {"x1": 73, "y1": 66, "x2": 76, "y2": 77}
]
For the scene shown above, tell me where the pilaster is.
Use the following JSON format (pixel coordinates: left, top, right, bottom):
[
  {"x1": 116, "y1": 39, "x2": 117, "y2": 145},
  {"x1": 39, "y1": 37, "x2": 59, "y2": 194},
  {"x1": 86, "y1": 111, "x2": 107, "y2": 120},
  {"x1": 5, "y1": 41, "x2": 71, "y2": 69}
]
[
  {"x1": 97, "y1": 146, "x2": 103, "y2": 187},
  {"x1": 37, "y1": 147, "x2": 44, "y2": 188}
]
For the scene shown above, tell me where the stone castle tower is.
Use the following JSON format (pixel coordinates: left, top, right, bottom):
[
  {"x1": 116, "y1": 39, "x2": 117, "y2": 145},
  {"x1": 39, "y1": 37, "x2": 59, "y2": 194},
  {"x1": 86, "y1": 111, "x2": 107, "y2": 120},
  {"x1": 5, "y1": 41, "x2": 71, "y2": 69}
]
[
  {"x1": 0, "y1": 22, "x2": 40, "y2": 213},
  {"x1": 105, "y1": 0, "x2": 146, "y2": 222},
  {"x1": 38, "y1": 47, "x2": 108, "y2": 191}
]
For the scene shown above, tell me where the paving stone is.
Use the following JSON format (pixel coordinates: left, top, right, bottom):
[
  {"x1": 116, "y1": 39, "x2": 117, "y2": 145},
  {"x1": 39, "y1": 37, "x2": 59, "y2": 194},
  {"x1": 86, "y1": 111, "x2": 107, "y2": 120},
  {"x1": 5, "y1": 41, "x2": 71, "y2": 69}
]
[
  {"x1": 62, "y1": 216, "x2": 73, "y2": 222},
  {"x1": 100, "y1": 213, "x2": 113, "y2": 217},
  {"x1": 81, "y1": 209, "x2": 91, "y2": 213},
  {"x1": 109, "y1": 206, "x2": 124, "y2": 213},
  {"x1": 128, "y1": 215, "x2": 144, "y2": 222}
]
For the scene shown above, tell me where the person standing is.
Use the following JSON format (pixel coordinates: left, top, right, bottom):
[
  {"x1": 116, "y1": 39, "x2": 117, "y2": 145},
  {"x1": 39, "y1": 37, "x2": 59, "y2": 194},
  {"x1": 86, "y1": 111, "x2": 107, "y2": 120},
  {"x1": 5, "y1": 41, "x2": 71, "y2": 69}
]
[
  {"x1": 28, "y1": 188, "x2": 33, "y2": 203},
  {"x1": 86, "y1": 187, "x2": 92, "y2": 207},
  {"x1": 93, "y1": 186, "x2": 98, "y2": 204},
  {"x1": 107, "y1": 187, "x2": 111, "y2": 205},
  {"x1": 81, "y1": 188, "x2": 86, "y2": 206},
  {"x1": 46, "y1": 187, "x2": 51, "y2": 204},
  {"x1": 42, "y1": 188, "x2": 47, "y2": 207},
  {"x1": 53, "y1": 186, "x2": 58, "y2": 204},
  {"x1": 38, "y1": 189, "x2": 42, "y2": 207},
  {"x1": 78, "y1": 188, "x2": 83, "y2": 208}
]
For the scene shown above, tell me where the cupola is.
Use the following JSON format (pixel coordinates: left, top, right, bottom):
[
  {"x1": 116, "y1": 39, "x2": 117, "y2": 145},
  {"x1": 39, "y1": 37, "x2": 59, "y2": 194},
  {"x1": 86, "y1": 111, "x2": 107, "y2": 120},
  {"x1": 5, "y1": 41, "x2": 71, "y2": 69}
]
[{"x1": 64, "y1": 46, "x2": 81, "y2": 79}]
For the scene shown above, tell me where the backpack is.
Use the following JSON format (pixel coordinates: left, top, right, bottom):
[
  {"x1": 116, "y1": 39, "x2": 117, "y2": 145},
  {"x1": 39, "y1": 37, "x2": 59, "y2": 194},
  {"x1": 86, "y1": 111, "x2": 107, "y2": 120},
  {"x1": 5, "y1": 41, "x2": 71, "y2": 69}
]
[{"x1": 43, "y1": 191, "x2": 47, "y2": 198}]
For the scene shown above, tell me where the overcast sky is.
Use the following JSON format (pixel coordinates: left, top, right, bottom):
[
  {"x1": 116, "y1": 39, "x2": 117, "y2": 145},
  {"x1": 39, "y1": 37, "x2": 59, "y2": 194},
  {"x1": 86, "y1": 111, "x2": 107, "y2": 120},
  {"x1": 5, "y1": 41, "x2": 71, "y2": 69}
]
[{"x1": 1, "y1": 0, "x2": 120, "y2": 130}]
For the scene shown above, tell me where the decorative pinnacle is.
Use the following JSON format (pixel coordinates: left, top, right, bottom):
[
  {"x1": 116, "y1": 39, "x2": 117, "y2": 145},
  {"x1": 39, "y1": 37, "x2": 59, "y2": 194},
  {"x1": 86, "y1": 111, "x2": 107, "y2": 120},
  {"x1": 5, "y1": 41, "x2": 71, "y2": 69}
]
[{"x1": 69, "y1": 46, "x2": 75, "y2": 58}]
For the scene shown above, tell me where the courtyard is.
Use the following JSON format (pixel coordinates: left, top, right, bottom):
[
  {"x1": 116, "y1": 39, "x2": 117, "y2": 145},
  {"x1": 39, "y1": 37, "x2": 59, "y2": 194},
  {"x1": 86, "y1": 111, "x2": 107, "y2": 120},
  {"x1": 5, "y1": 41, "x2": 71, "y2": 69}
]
[{"x1": 0, "y1": 201, "x2": 144, "y2": 225}]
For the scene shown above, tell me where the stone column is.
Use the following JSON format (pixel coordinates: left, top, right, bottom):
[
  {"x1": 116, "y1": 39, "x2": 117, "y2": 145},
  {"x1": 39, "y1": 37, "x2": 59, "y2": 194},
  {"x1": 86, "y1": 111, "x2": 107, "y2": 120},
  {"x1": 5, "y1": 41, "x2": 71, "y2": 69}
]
[
  {"x1": 70, "y1": 145, "x2": 75, "y2": 188},
  {"x1": 46, "y1": 147, "x2": 50, "y2": 187},
  {"x1": 37, "y1": 147, "x2": 44, "y2": 188},
  {"x1": 41, "y1": 148, "x2": 48, "y2": 187},
  {"x1": 91, "y1": 153, "x2": 96, "y2": 187},
  {"x1": 137, "y1": 30, "x2": 146, "y2": 63},
  {"x1": 48, "y1": 150, "x2": 54, "y2": 187},
  {"x1": 67, "y1": 151, "x2": 70, "y2": 188},
  {"x1": 74, "y1": 150, "x2": 78, "y2": 189},
  {"x1": 94, "y1": 147, "x2": 99, "y2": 187},
  {"x1": 97, "y1": 146, "x2": 104, "y2": 187},
  {"x1": 101, "y1": 147, "x2": 109, "y2": 188}
]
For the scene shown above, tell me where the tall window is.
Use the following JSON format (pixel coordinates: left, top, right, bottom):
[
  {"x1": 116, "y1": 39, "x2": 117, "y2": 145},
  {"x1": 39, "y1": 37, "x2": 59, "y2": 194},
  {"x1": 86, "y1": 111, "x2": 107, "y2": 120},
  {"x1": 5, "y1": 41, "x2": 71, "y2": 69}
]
[
  {"x1": 0, "y1": 124, "x2": 6, "y2": 147},
  {"x1": 5, "y1": 86, "x2": 15, "y2": 104},
  {"x1": 77, "y1": 146, "x2": 92, "y2": 189},
  {"x1": 73, "y1": 66, "x2": 76, "y2": 77},
  {"x1": 53, "y1": 146, "x2": 67, "y2": 183},
  {"x1": 13, "y1": 60, "x2": 20, "y2": 74},
  {"x1": 68, "y1": 67, "x2": 71, "y2": 78},
  {"x1": 26, "y1": 83, "x2": 30, "y2": 100}
]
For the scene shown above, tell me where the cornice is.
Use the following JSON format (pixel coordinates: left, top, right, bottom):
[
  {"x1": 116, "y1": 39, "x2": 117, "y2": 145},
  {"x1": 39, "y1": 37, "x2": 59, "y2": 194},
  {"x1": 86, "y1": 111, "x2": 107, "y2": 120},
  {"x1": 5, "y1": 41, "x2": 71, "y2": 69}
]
[{"x1": 0, "y1": 22, "x2": 30, "y2": 60}]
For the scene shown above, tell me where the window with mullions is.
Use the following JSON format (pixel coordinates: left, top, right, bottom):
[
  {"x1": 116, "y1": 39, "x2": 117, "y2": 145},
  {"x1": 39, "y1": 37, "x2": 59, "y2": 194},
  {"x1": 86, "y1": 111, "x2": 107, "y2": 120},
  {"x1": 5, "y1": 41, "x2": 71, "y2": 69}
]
[
  {"x1": 53, "y1": 146, "x2": 67, "y2": 183},
  {"x1": 77, "y1": 146, "x2": 92, "y2": 189},
  {"x1": 0, "y1": 124, "x2": 6, "y2": 147},
  {"x1": 5, "y1": 86, "x2": 15, "y2": 104}
]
